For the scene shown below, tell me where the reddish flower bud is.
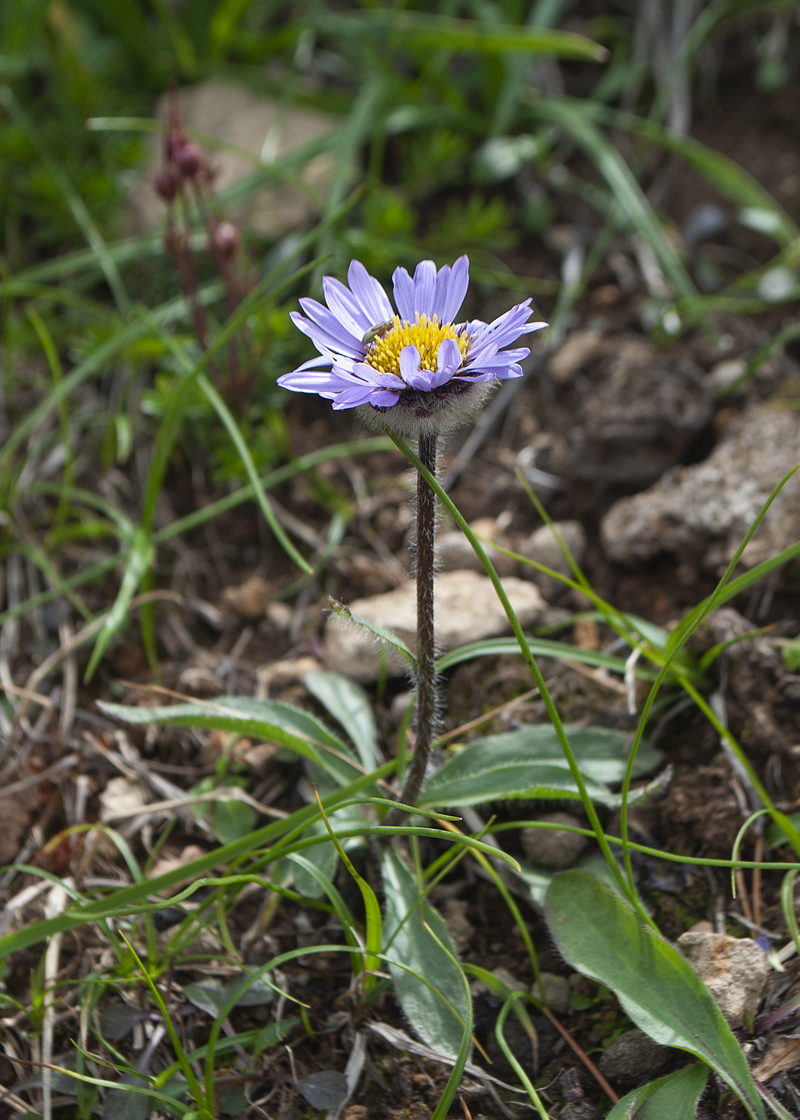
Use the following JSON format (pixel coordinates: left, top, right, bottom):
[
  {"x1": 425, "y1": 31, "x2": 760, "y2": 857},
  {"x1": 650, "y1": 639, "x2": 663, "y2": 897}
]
[
  {"x1": 166, "y1": 128, "x2": 188, "y2": 161},
  {"x1": 153, "y1": 167, "x2": 178, "y2": 203},
  {"x1": 177, "y1": 142, "x2": 202, "y2": 177},
  {"x1": 212, "y1": 221, "x2": 240, "y2": 260}
]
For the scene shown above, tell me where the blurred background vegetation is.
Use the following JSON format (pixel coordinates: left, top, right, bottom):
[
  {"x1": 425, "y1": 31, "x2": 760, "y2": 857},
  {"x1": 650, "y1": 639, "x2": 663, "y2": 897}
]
[{"x1": 1, "y1": 0, "x2": 799, "y2": 637}]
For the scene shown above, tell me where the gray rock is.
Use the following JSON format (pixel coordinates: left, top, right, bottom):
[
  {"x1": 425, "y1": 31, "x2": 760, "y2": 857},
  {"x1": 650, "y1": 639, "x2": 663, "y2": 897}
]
[
  {"x1": 546, "y1": 335, "x2": 714, "y2": 487},
  {"x1": 532, "y1": 971, "x2": 571, "y2": 1013},
  {"x1": 598, "y1": 1029, "x2": 673, "y2": 1086},
  {"x1": 516, "y1": 520, "x2": 586, "y2": 578},
  {"x1": 520, "y1": 812, "x2": 587, "y2": 870},
  {"x1": 677, "y1": 931, "x2": 768, "y2": 1026},
  {"x1": 324, "y1": 569, "x2": 546, "y2": 682},
  {"x1": 601, "y1": 405, "x2": 800, "y2": 569},
  {"x1": 128, "y1": 79, "x2": 338, "y2": 236},
  {"x1": 437, "y1": 516, "x2": 516, "y2": 576}
]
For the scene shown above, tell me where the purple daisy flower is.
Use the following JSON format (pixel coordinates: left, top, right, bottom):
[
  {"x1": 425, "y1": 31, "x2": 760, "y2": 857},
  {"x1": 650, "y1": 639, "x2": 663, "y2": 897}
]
[{"x1": 278, "y1": 256, "x2": 546, "y2": 431}]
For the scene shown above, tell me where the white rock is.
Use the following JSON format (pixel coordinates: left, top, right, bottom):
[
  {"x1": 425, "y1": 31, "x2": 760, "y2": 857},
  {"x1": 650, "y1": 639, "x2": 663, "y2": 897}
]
[
  {"x1": 99, "y1": 777, "x2": 147, "y2": 823},
  {"x1": 677, "y1": 930, "x2": 768, "y2": 1026},
  {"x1": 128, "y1": 79, "x2": 339, "y2": 236},
  {"x1": 324, "y1": 569, "x2": 546, "y2": 682},
  {"x1": 601, "y1": 405, "x2": 800, "y2": 569}
]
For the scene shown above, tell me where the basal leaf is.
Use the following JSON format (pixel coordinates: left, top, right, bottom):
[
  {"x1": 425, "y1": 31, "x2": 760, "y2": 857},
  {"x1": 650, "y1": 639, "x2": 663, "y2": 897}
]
[
  {"x1": 381, "y1": 847, "x2": 467, "y2": 1059},
  {"x1": 419, "y1": 725, "x2": 661, "y2": 808},
  {"x1": 99, "y1": 696, "x2": 363, "y2": 787},
  {"x1": 545, "y1": 872, "x2": 765, "y2": 1120},
  {"x1": 605, "y1": 1062, "x2": 708, "y2": 1120},
  {"x1": 419, "y1": 760, "x2": 616, "y2": 808},
  {"x1": 304, "y1": 670, "x2": 378, "y2": 771}
]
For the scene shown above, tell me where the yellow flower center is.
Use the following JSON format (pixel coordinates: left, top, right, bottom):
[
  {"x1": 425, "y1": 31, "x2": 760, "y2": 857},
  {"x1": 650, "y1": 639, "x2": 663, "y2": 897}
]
[{"x1": 364, "y1": 314, "x2": 470, "y2": 381}]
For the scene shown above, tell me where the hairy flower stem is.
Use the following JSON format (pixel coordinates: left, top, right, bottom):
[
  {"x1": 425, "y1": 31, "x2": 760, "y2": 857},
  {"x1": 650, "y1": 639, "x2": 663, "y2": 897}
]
[{"x1": 390, "y1": 431, "x2": 439, "y2": 819}]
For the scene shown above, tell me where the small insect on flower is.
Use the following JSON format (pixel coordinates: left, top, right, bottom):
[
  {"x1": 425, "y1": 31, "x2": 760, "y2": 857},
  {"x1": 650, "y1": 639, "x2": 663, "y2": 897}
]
[
  {"x1": 278, "y1": 256, "x2": 547, "y2": 435},
  {"x1": 362, "y1": 321, "x2": 394, "y2": 347}
]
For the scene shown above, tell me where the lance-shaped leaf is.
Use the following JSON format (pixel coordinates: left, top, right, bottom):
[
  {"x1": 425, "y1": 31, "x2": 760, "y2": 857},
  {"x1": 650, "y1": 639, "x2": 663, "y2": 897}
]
[{"x1": 545, "y1": 872, "x2": 765, "y2": 1120}]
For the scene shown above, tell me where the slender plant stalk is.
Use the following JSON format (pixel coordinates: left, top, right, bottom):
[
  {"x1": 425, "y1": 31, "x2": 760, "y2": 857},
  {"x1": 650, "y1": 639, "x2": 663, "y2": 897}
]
[{"x1": 389, "y1": 430, "x2": 439, "y2": 819}]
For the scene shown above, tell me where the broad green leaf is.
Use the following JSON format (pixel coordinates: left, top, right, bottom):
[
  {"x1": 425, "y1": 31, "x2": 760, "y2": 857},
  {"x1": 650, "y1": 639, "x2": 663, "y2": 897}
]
[
  {"x1": 545, "y1": 872, "x2": 765, "y2": 1120},
  {"x1": 419, "y1": 760, "x2": 617, "y2": 808},
  {"x1": 304, "y1": 670, "x2": 377, "y2": 770},
  {"x1": 184, "y1": 974, "x2": 274, "y2": 1017},
  {"x1": 441, "y1": 725, "x2": 660, "y2": 784},
  {"x1": 419, "y1": 725, "x2": 661, "y2": 807},
  {"x1": 99, "y1": 696, "x2": 364, "y2": 788},
  {"x1": 381, "y1": 847, "x2": 468, "y2": 1059},
  {"x1": 606, "y1": 1063, "x2": 708, "y2": 1120},
  {"x1": 189, "y1": 777, "x2": 258, "y2": 844}
]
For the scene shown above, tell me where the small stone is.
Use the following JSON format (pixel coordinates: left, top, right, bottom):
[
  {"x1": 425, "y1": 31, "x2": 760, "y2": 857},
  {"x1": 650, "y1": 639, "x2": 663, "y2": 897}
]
[
  {"x1": 389, "y1": 690, "x2": 415, "y2": 724},
  {"x1": 324, "y1": 569, "x2": 546, "y2": 683},
  {"x1": 548, "y1": 330, "x2": 603, "y2": 383},
  {"x1": 532, "y1": 971, "x2": 571, "y2": 1013},
  {"x1": 677, "y1": 930, "x2": 768, "y2": 1026},
  {"x1": 598, "y1": 1029, "x2": 673, "y2": 1086},
  {"x1": 709, "y1": 357, "x2": 746, "y2": 394},
  {"x1": 222, "y1": 576, "x2": 273, "y2": 619},
  {"x1": 520, "y1": 812, "x2": 587, "y2": 870},
  {"x1": 265, "y1": 601, "x2": 293, "y2": 631},
  {"x1": 256, "y1": 655, "x2": 320, "y2": 693},
  {"x1": 99, "y1": 777, "x2": 147, "y2": 823}
]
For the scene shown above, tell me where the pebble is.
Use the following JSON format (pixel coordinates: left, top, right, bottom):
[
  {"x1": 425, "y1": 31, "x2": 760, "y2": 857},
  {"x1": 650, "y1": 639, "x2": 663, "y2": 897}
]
[
  {"x1": 676, "y1": 930, "x2": 768, "y2": 1026},
  {"x1": 520, "y1": 812, "x2": 587, "y2": 870},
  {"x1": 598, "y1": 1029, "x2": 674, "y2": 1086}
]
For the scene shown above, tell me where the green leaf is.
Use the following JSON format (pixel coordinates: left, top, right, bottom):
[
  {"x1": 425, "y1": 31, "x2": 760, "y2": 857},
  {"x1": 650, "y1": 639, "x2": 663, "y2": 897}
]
[
  {"x1": 184, "y1": 974, "x2": 274, "y2": 1017},
  {"x1": 436, "y1": 636, "x2": 659, "y2": 678},
  {"x1": 605, "y1": 1063, "x2": 708, "y2": 1120},
  {"x1": 419, "y1": 725, "x2": 661, "y2": 808},
  {"x1": 313, "y1": 10, "x2": 607, "y2": 59},
  {"x1": 84, "y1": 529, "x2": 154, "y2": 682},
  {"x1": 279, "y1": 820, "x2": 339, "y2": 899},
  {"x1": 420, "y1": 761, "x2": 615, "y2": 808},
  {"x1": 304, "y1": 671, "x2": 377, "y2": 771},
  {"x1": 381, "y1": 847, "x2": 468, "y2": 1059},
  {"x1": 545, "y1": 872, "x2": 765, "y2": 1120},
  {"x1": 98, "y1": 696, "x2": 365, "y2": 788},
  {"x1": 328, "y1": 599, "x2": 418, "y2": 674}
]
